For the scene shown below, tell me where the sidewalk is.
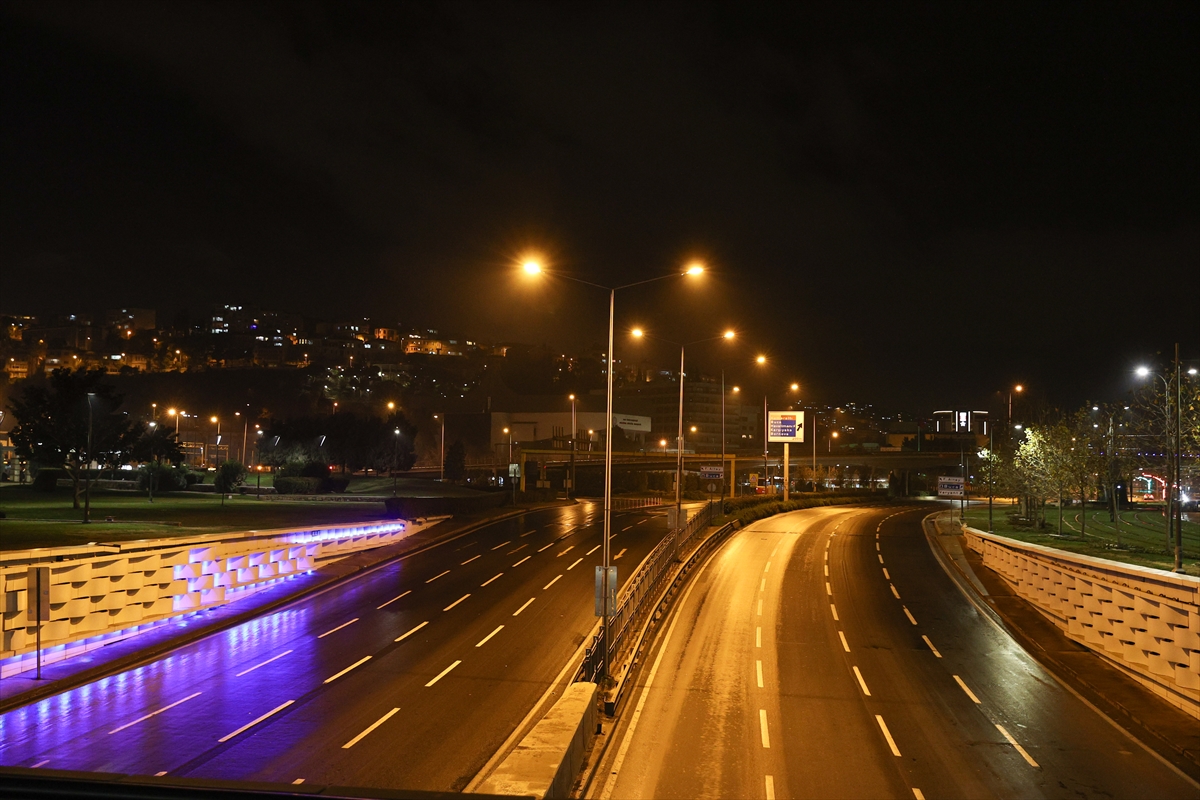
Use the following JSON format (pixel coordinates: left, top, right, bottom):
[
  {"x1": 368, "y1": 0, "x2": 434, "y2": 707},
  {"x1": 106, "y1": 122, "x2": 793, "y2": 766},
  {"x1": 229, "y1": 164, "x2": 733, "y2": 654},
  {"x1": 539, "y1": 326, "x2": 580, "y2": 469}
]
[
  {"x1": 0, "y1": 505, "x2": 556, "y2": 714},
  {"x1": 927, "y1": 514, "x2": 1200, "y2": 777}
]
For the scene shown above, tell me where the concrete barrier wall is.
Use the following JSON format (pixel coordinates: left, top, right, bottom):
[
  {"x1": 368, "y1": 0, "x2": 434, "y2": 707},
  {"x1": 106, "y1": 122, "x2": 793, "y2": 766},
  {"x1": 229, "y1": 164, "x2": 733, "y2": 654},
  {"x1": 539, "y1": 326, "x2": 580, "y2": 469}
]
[
  {"x1": 475, "y1": 681, "x2": 597, "y2": 799},
  {"x1": 0, "y1": 518, "x2": 435, "y2": 676},
  {"x1": 963, "y1": 527, "x2": 1200, "y2": 718}
]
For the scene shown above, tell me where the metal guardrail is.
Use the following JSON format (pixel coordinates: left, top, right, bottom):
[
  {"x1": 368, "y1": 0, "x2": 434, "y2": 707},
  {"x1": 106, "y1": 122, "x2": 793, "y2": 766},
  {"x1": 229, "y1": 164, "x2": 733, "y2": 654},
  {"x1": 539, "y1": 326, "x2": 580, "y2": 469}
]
[
  {"x1": 611, "y1": 496, "x2": 664, "y2": 510},
  {"x1": 578, "y1": 502, "x2": 715, "y2": 682}
]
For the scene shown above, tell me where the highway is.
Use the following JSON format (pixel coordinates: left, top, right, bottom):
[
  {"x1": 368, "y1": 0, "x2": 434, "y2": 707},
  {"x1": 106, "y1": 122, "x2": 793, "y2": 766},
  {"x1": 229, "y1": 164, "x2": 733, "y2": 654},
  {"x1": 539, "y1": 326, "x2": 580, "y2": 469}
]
[
  {"x1": 0, "y1": 502, "x2": 671, "y2": 792},
  {"x1": 598, "y1": 504, "x2": 1198, "y2": 799}
]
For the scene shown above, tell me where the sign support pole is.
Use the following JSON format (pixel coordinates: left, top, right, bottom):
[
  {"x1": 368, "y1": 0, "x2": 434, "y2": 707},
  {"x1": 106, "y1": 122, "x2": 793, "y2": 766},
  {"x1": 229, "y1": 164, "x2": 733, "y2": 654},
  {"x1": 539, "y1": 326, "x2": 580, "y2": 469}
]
[{"x1": 783, "y1": 442, "x2": 790, "y2": 502}]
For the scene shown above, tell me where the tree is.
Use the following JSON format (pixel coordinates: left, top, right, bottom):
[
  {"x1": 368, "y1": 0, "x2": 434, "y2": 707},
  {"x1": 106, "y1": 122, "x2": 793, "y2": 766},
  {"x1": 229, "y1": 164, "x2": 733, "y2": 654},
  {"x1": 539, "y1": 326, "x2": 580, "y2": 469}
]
[
  {"x1": 214, "y1": 460, "x2": 248, "y2": 506},
  {"x1": 445, "y1": 440, "x2": 467, "y2": 482},
  {"x1": 8, "y1": 368, "x2": 144, "y2": 513},
  {"x1": 1013, "y1": 427, "x2": 1055, "y2": 527}
]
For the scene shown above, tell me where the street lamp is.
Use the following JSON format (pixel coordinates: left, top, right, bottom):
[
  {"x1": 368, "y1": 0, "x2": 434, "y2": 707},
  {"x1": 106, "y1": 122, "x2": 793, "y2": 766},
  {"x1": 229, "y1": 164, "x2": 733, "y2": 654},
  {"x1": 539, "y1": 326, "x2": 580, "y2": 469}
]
[
  {"x1": 503, "y1": 426, "x2": 514, "y2": 504},
  {"x1": 1137, "y1": 351, "x2": 1188, "y2": 572},
  {"x1": 567, "y1": 395, "x2": 577, "y2": 497},
  {"x1": 1008, "y1": 384, "x2": 1024, "y2": 431},
  {"x1": 210, "y1": 416, "x2": 221, "y2": 467},
  {"x1": 393, "y1": 428, "x2": 401, "y2": 496},
  {"x1": 168, "y1": 407, "x2": 179, "y2": 435},
  {"x1": 434, "y1": 414, "x2": 446, "y2": 482},
  {"x1": 522, "y1": 255, "x2": 703, "y2": 682},
  {"x1": 83, "y1": 392, "x2": 96, "y2": 524}
]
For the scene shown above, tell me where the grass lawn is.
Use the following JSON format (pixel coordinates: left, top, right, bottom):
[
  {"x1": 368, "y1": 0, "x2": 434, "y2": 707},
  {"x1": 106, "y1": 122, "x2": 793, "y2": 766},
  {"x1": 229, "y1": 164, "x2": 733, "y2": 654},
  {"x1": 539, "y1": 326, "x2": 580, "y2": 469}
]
[{"x1": 962, "y1": 501, "x2": 1200, "y2": 576}]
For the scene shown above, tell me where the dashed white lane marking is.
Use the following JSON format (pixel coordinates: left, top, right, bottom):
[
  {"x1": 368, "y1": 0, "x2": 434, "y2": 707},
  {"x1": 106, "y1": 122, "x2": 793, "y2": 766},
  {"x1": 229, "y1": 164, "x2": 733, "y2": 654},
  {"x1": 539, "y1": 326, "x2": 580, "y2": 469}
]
[
  {"x1": 491, "y1": 540, "x2": 511, "y2": 550},
  {"x1": 318, "y1": 618, "x2": 359, "y2": 638},
  {"x1": 912, "y1": 789, "x2": 926, "y2": 800},
  {"x1": 444, "y1": 594, "x2": 470, "y2": 611},
  {"x1": 31, "y1": 760, "x2": 50, "y2": 768},
  {"x1": 324, "y1": 656, "x2": 372, "y2": 684},
  {"x1": 476, "y1": 625, "x2": 504, "y2": 647},
  {"x1": 513, "y1": 597, "x2": 536, "y2": 616},
  {"x1": 770, "y1": 544, "x2": 779, "y2": 557},
  {"x1": 507, "y1": 544, "x2": 527, "y2": 555},
  {"x1": 826, "y1": 582, "x2": 833, "y2": 596},
  {"x1": 622, "y1": 525, "x2": 634, "y2": 531},
  {"x1": 996, "y1": 724, "x2": 1040, "y2": 768},
  {"x1": 876, "y1": 542, "x2": 881, "y2": 551},
  {"x1": 824, "y1": 551, "x2": 828, "y2": 562},
  {"x1": 425, "y1": 570, "x2": 450, "y2": 583},
  {"x1": 460, "y1": 555, "x2": 481, "y2": 565},
  {"x1": 756, "y1": 660, "x2": 764, "y2": 688},
  {"x1": 831, "y1": 603, "x2": 839, "y2": 621},
  {"x1": 557, "y1": 546, "x2": 575, "y2": 557},
  {"x1": 878, "y1": 554, "x2": 884, "y2": 564},
  {"x1": 876, "y1": 714, "x2": 901, "y2": 756},
  {"x1": 219, "y1": 699, "x2": 295, "y2": 742},
  {"x1": 425, "y1": 660, "x2": 461, "y2": 688},
  {"x1": 614, "y1": 548, "x2": 628, "y2": 560},
  {"x1": 903, "y1": 606, "x2": 918, "y2": 625},
  {"x1": 608, "y1": 533, "x2": 618, "y2": 542},
  {"x1": 236, "y1": 649, "x2": 294, "y2": 677},
  {"x1": 839, "y1": 631, "x2": 851, "y2": 652},
  {"x1": 109, "y1": 691, "x2": 202, "y2": 734},
  {"x1": 764, "y1": 561, "x2": 771, "y2": 573},
  {"x1": 292, "y1": 779, "x2": 305, "y2": 785},
  {"x1": 513, "y1": 556, "x2": 531, "y2": 567},
  {"x1": 759, "y1": 709, "x2": 771, "y2": 748},
  {"x1": 568, "y1": 557, "x2": 583, "y2": 570},
  {"x1": 481, "y1": 573, "x2": 503, "y2": 586},
  {"x1": 377, "y1": 590, "x2": 411, "y2": 609},
  {"x1": 520, "y1": 529, "x2": 537, "y2": 537},
  {"x1": 853, "y1": 666, "x2": 872, "y2": 696},
  {"x1": 765, "y1": 775, "x2": 776, "y2": 800},
  {"x1": 155, "y1": 771, "x2": 167, "y2": 776},
  {"x1": 537, "y1": 542, "x2": 555, "y2": 552},
  {"x1": 756, "y1": 627, "x2": 762, "y2": 647},
  {"x1": 954, "y1": 675, "x2": 981, "y2": 703},
  {"x1": 757, "y1": 599, "x2": 763, "y2": 616},
  {"x1": 883, "y1": 568, "x2": 890, "y2": 580},
  {"x1": 544, "y1": 574, "x2": 563, "y2": 590},
  {"x1": 890, "y1": 584, "x2": 901, "y2": 599},
  {"x1": 342, "y1": 707, "x2": 400, "y2": 749},
  {"x1": 760, "y1": 578, "x2": 766, "y2": 591},
  {"x1": 824, "y1": 565, "x2": 829, "y2": 576},
  {"x1": 394, "y1": 621, "x2": 429, "y2": 643},
  {"x1": 922, "y1": 635, "x2": 943, "y2": 658},
  {"x1": 586, "y1": 545, "x2": 601, "y2": 555}
]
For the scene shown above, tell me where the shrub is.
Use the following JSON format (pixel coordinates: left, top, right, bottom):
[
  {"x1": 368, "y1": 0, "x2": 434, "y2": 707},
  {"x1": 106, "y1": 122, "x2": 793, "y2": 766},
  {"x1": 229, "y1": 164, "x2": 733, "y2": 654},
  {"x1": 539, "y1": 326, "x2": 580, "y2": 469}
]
[
  {"x1": 274, "y1": 476, "x2": 323, "y2": 494},
  {"x1": 324, "y1": 476, "x2": 351, "y2": 493},
  {"x1": 214, "y1": 461, "x2": 249, "y2": 494},
  {"x1": 137, "y1": 464, "x2": 189, "y2": 492}
]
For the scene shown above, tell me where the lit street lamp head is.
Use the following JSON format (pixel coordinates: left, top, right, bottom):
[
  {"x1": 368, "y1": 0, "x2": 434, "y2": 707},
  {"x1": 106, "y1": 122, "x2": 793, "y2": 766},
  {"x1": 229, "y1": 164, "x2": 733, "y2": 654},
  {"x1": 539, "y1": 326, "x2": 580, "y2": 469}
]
[
  {"x1": 756, "y1": 355, "x2": 766, "y2": 365},
  {"x1": 522, "y1": 259, "x2": 542, "y2": 275},
  {"x1": 631, "y1": 328, "x2": 644, "y2": 338},
  {"x1": 1136, "y1": 366, "x2": 1150, "y2": 377},
  {"x1": 684, "y1": 262, "x2": 704, "y2": 276},
  {"x1": 723, "y1": 330, "x2": 735, "y2": 340}
]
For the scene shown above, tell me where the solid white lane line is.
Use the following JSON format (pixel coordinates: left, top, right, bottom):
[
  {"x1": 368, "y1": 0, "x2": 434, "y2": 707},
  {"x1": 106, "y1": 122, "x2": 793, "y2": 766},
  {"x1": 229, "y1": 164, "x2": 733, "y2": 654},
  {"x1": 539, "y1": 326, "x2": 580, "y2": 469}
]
[
  {"x1": 831, "y1": 603, "x2": 839, "y2": 621},
  {"x1": 759, "y1": 709, "x2": 771, "y2": 748},
  {"x1": 614, "y1": 548, "x2": 627, "y2": 560},
  {"x1": 876, "y1": 715, "x2": 901, "y2": 756},
  {"x1": 824, "y1": 565, "x2": 829, "y2": 576},
  {"x1": 586, "y1": 545, "x2": 600, "y2": 555},
  {"x1": 461, "y1": 555, "x2": 481, "y2": 565},
  {"x1": 395, "y1": 621, "x2": 429, "y2": 642},
  {"x1": 756, "y1": 660, "x2": 764, "y2": 687},
  {"x1": 544, "y1": 574, "x2": 563, "y2": 590},
  {"x1": 31, "y1": 760, "x2": 49, "y2": 768},
  {"x1": 425, "y1": 660, "x2": 461, "y2": 687},
  {"x1": 996, "y1": 724, "x2": 1040, "y2": 768},
  {"x1": 839, "y1": 631, "x2": 851, "y2": 652},
  {"x1": 481, "y1": 573, "x2": 503, "y2": 587},
  {"x1": 765, "y1": 775, "x2": 776, "y2": 800},
  {"x1": 568, "y1": 557, "x2": 583, "y2": 570},
  {"x1": 954, "y1": 675, "x2": 981, "y2": 703},
  {"x1": 109, "y1": 691, "x2": 202, "y2": 734},
  {"x1": 513, "y1": 556, "x2": 531, "y2": 567},
  {"x1": 476, "y1": 625, "x2": 504, "y2": 647},
  {"x1": 513, "y1": 597, "x2": 535, "y2": 616},
  {"x1": 922, "y1": 635, "x2": 943, "y2": 658},
  {"x1": 537, "y1": 542, "x2": 555, "y2": 552},
  {"x1": 557, "y1": 546, "x2": 574, "y2": 557},
  {"x1": 853, "y1": 666, "x2": 871, "y2": 696},
  {"x1": 883, "y1": 568, "x2": 890, "y2": 580},
  {"x1": 236, "y1": 649, "x2": 294, "y2": 677},
  {"x1": 912, "y1": 789, "x2": 926, "y2": 800},
  {"x1": 756, "y1": 626, "x2": 762, "y2": 647},
  {"x1": 377, "y1": 590, "x2": 411, "y2": 609},
  {"x1": 443, "y1": 594, "x2": 470, "y2": 611},
  {"x1": 342, "y1": 707, "x2": 400, "y2": 749},
  {"x1": 757, "y1": 598, "x2": 763, "y2": 616},
  {"x1": 324, "y1": 656, "x2": 372, "y2": 684},
  {"x1": 318, "y1": 618, "x2": 359, "y2": 639},
  {"x1": 219, "y1": 700, "x2": 294, "y2": 742},
  {"x1": 903, "y1": 606, "x2": 918, "y2": 625},
  {"x1": 507, "y1": 544, "x2": 527, "y2": 554},
  {"x1": 760, "y1": 578, "x2": 766, "y2": 591},
  {"x1": 425, "y1": 570, "x2": 450, "y2": 583},
  {"x1": 826, "y1": 582, "x2": 833, "y2": 596},
  {"x1": 491, "y1": 540, "x2": 512, "y2": 550},
  {"x1": 890, "y1": 584, "x2": 901, "y2": 599}
]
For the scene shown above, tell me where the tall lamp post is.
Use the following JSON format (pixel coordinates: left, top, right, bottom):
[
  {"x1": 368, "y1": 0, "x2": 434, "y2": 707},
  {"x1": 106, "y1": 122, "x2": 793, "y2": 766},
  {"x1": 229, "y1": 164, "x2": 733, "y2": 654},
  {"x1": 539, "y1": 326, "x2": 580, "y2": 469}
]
[
  {"x1": 1138, "y1": 350, "x2": 1193, "y2": 573},
  {"x1": 435, "y1": 414, "x2": 446, "y2": 482},
  {"x1": 504, "y1": 426, "x2": 514, "y2": 504},
  {"x1": 522, "y1": 257, "x2": 704, "y2": 682},
  {"x1": 567, "y1": 395, "x2": 577, "y2": 498},
  {"x1": 210, "y1": 416, "x2": 221, "y2": 468},
  {"x1": 83, "y1": 393, "x2": 96, "y2": 523}
]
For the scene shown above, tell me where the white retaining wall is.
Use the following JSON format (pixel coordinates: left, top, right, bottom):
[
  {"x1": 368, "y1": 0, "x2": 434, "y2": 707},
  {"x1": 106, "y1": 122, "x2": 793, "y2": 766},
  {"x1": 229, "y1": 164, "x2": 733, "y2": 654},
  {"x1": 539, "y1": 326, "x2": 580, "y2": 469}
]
[
  {"x1": 963, "y1": 527, "x2": 1200, "y2": 718},
  {"x1": 1, "y1": 518, "x2": 435, "y2": 676}
]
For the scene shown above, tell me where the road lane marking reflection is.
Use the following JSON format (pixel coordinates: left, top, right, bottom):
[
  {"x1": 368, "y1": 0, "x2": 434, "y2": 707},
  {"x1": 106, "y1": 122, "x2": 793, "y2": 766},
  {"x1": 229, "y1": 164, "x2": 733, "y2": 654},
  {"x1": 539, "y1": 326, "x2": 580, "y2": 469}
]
[
  {"x1": 377, "y1": 590, "x2": 411, "y2": 609},
  {"x1": 481, "y1": 573, "x2": 503, "y2": 586},
  {"x1": 236, "y1": 650, "x2": 294, "y2": 677},
  {"x1": 395, "y1": 621, "x2": 429, "y2": 643},
  {"x1": 903, "y1": 606, "x2": 918, "y2": 625},
  {"x1": 759, "y1": 709, "x2": 771, "y2": 748},
  {"x1": 342, "y1": 707, "x2": 400, "y2": 749},
  {"x1": 875, "y1": 715, "x2": 901, "y2": 756},
  {"x1": 325, "y1": 656, "x2": 372, "y2": 684},
  {"x1": 444, "y1": 594, "x2": 470, "y2": 611},
  {"x1": 622, "y1": 525, "x2": 633, "y2": 531},
  {"x1": 461, "y1": 555, "x2": 481, "y2": 565},
  {"x1": 219, "y1": 699, "x2": 295, "y2": 742},
  {"x1": 318, "y1": 618, "x2": 359, "y2": 638},
  {"x1": 954, "y1": 674, "x2": 981, "y2": 703},
  {"x1": 544, "y1": 574, "x2": 563, "y2": 590},
  {"x1": 996, "y1": 724, "x2": 1040, "y2": 768},
  {"x1": 839, "y1": 631, "x2": 850, "y2": 652},
  {"x1": 425, "y1": 570, "x2": 450, "y2": 583},
  {"x1": 568, "y1": 558, "x2": 583, "y2": 570},
  {"x1": 756, "y1": 660, "x2": 764, "y2": 687},
  {"x1": 425, "y1": 660, "x2": 461, "y2": 687},
  {"x1": 513, "y1": 597, "x2": 535, "y2": 616},
  {"x1": 922, "y1": 635, "x2": 943, "y2": 658},
  {"x1": 853, "y1": 666, "x2": 871, "y2": 695},
  {"x1": 109, "y1": 691, "x2": 202, "y2": 734},
  {"x1": 476, "y1": 625, "x2": 504, "y2": 647}
]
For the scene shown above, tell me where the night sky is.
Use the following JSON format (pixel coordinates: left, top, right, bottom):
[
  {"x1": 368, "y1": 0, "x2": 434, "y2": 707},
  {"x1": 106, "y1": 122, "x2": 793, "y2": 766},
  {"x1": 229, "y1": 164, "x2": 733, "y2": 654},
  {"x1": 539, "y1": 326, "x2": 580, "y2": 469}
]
[{"x1": 2, "y1": 1, "x2": 1196, "y2": 411}]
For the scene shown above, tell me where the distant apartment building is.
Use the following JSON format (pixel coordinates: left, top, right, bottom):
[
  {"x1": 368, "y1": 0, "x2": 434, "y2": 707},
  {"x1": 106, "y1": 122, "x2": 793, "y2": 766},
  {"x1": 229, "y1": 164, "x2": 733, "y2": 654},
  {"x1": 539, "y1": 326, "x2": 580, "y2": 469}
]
[{"x1": 106, "y1": 308, "x2": 157, "y2": 338}]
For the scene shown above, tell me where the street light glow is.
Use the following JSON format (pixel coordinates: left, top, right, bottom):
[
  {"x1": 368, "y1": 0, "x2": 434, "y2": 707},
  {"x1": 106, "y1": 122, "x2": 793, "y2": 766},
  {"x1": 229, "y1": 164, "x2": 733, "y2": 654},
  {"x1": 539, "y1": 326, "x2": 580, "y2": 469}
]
[
  {"x1": 756, "y1": 355, "x2": 766, "y2": 365},
  {"x1": 723, "y1": 330, "x2": 735, "y2": 339},
  {"x1": 522, "y1": 259, "x2": 542, "y2": 275},
  {"x1": 210, "y1": 416, "x2": 218, "y2": 423},
  {"x1": 1136, "y1": 366, "x2": 1150, "y2": 377},
  {"x1": 684, "y1": 262, "x2": 704, "y2": 276},
  {"x1": 631, "y1": 328, "x2": 644, "y2": 338},
  {"x1": 790, "y1": 382, "x2": 799, "y2": 391},
  {"x1": 1014, "y1": 384, "x2": 1024, "y2": 392}
]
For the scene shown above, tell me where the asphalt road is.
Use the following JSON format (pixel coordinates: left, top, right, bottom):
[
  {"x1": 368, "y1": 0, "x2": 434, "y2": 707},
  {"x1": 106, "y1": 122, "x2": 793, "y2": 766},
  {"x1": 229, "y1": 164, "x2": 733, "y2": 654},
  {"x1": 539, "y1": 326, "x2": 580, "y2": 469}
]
[
  {"x1": 0, "y1": 501, "x2": 672, "y2": 792},
  {"x1": 598, "y1": 504, "x2": 1198, "y2": 799}
]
